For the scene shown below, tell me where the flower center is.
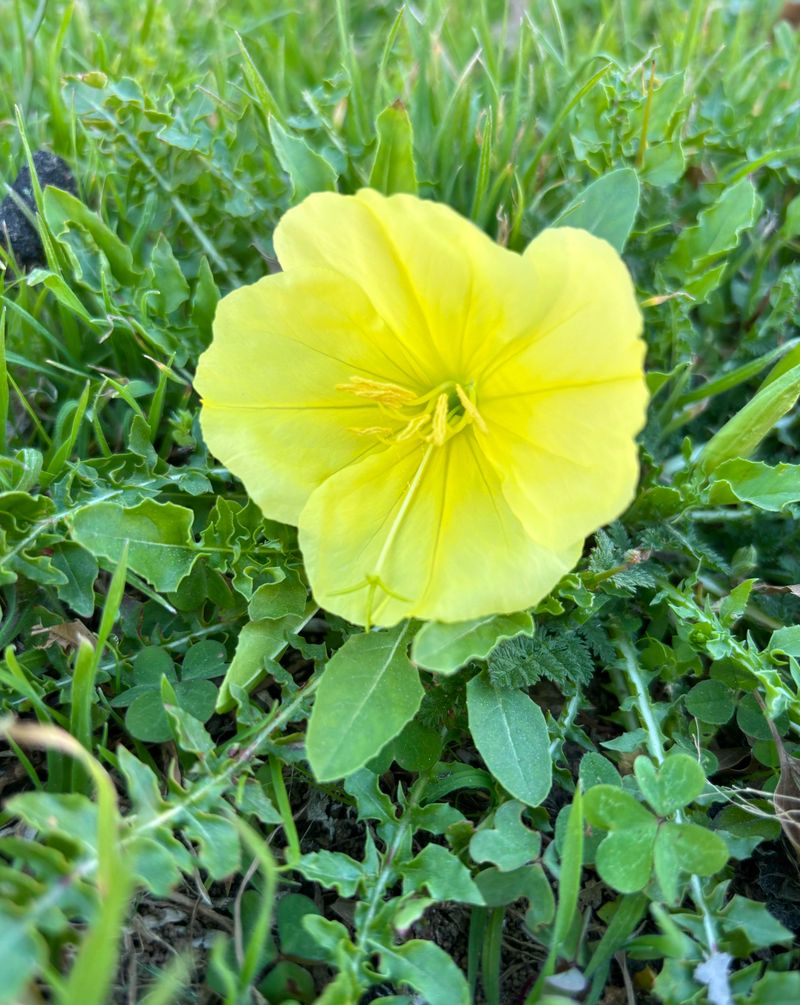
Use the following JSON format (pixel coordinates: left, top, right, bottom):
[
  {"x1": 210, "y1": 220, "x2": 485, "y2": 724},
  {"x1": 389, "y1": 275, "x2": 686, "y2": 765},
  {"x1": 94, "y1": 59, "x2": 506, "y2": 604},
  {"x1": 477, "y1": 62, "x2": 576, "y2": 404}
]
[{"x1": 338, "y1": 376, "x2": 487, "y2": 446}]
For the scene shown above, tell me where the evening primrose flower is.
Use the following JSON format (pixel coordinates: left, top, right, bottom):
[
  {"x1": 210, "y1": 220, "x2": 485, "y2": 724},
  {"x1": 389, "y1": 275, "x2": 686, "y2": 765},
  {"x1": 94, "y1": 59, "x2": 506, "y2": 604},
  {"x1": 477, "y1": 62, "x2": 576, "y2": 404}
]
[{"x1": 194, "y1": 190, "x2": 647, "y2": 627}]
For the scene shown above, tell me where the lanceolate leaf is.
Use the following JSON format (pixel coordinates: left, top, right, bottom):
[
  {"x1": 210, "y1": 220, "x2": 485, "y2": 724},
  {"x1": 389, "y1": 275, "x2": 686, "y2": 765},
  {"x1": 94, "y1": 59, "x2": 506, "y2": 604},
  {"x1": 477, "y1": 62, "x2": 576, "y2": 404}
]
[
  {"x1": 697, "y1": 362, "x2": 800, "y2": 473},
  {"x1": 306, "y1": 624, "x2": 423, "y2": 782},
  {"x1": 466, "y1": 671, "x2": 551, "y2": 807}
]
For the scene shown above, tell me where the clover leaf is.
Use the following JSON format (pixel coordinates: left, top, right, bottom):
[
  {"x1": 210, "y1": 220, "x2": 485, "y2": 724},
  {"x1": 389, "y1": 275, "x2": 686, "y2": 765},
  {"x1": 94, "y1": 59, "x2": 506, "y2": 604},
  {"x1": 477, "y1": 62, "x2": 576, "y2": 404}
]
[{"x1": 584, "y1": 755, "x2": 728, "y2": 902}]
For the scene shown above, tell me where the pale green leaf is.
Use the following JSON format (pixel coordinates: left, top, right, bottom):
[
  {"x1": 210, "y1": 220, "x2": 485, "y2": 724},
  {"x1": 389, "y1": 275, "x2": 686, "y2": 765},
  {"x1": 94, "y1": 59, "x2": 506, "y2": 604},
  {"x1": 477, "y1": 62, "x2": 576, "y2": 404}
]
[
  {"x1": 369, "y1": 101, "x2": 418, "y2": 195},
  {"x1": 69, "y1": 499, "x2": 197, "y2": 593},
  {"x1": 553, "y1": 167, "x2": 640, "y2": 252},
  {"x1": 466, "y1": 671, "x2": 551, "y2": 807},
  {"x1": 412, "y1": 611, "x2": 533, "y2": 674},
  {"x1": 306, "y1": 624, "x2": 422, "y2": 782}
]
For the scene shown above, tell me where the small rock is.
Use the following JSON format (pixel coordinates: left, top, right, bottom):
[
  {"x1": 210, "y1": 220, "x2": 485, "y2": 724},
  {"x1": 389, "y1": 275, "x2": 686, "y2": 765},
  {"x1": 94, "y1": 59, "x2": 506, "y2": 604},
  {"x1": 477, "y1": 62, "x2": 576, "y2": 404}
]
[{"x1": 0, "y1": 150, "x2": 77, "y2": 270}]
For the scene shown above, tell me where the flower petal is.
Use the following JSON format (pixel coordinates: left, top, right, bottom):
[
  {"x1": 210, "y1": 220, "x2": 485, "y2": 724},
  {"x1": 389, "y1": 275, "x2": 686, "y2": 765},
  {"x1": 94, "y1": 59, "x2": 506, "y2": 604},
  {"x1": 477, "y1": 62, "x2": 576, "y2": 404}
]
[
  {"x1": 273, "y1": 188, "x2": 531, "y2": 382},
  {"x1": 476, "y1": 227, "x2": 647, "y2": 549},
  {"x1": 298, "y1": 431, "x2": 582, "y2": 627},
  {"x1": 195, "y1": 267, "x2": 411, "y2": 524}
]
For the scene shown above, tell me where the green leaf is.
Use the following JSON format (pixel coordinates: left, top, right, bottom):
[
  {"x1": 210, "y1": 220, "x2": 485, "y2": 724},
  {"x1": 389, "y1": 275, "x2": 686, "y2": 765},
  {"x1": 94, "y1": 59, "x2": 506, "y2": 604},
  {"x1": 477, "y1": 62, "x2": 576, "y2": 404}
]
[
  {"x1": 665, "y1": 178, "x2": 761, "y2": 300},
  {"x1": 277, "y1": 894, "x2": 326, "y2": 962},
  {"x1": 583, "y1": 785, "x2": 657, "y2": 892},
  {"x1": 125, "y1": 680, "x2": 217, "y2": 743},
  {"x1": 552, "y1": 786, "x2": 584, "y2": 946},
  {"x1": 182, "y1": 640, "x2": 228, "y2": 680},
  {"x1": 708, "y1": 458, "x2": 800, "y2": 511},
  {"x1": 594, "y1": 825, "x2": 656, "y2": 894},
  {"x1": 191, "y1": 255, "x2": 220, "y2": 344},
  {"x1": 217, "y1": 609, "x2": 310, "y2": 712},
  {"x1": 685, "y1": 680, "x2": 736, "y2": 725},
  {"x1": 769, "y1": 626, "x2": 800, "y2": 659},
  {"x1": 466, "y1": 671, "x2": 551, "y2": 807},
  {"x1": 180, "y1": 809, "x2": 240, "y2": 879},
  {"x1": 719, "y1": 578, "x2": 756, "y2": 626},
  {"x1": 50, "y1": 541, "x2": 98, "y2": 617},
  {"x1": 475, "y1": 863, "x2": 554, "y2": 917},
  {"x1": 401, "y1": 844, "x2": 485, "y2": 905},
  {"x1": 718, "y1": 896, "x2": 793, "y2": 954},
  {"x1": 27, "y1": 268, "x2": 95, "y2": 323},
  {"x1": 164, "y1": 699, "x2": 217, "y2": 756},
  {"x1": 658, "y1": 823, "x2": 729, "y2": 876},
  {"x1": 294, "y1": 851, "x2": 364, "y2": 897},
  {"x1": 633, "y1": 754, "x2": 706, "y2": 815},
  {"x1": 378, "y1": 940, "x2": 469, "y2": 1005},
  {"x1": 248, "y1": 572, "x2": 307, "y2": 620},
  {"x1": 43, "y1": 185, "x2": 140, "y2": 286},
  {"x1": 412, "y1": 611, "x2": 534, "y2": 674},
  {"x1": 369, "y1": 101, "x2": 418, "y2": 195},
  {"x1": 391, "y1": 720, "x2": 443, "y2": 773},
  {"x1": 469, "y1": 801, "x2": 541, "y2": 871},
  {"x1": 306, "y1": 624, "x2": 423, "y2": 782},
  {"x1": 654, "y1": 822, "x2": 729, "y2": 904},
  {"x1": 697, "y1": 363, "x2": 800, "y2": 473},
  {"x1": 268, "y1": 116, "x2": 338, "y2": 200},
  {"x1": 0, "y1": 908, "x2": 45, "y2": 1004},
  {"x1": 69, "y1": 499, "x2": 197, "y2": 592},
  {"x1": 552, "y1": 168, "x2": 640, "y2": 251},
  {"x1": 579, "y1": 752, "x2": 622, "y2": 790},
  {"x1": 150, "y1": 234, "x2": 190, "y2": 314}
]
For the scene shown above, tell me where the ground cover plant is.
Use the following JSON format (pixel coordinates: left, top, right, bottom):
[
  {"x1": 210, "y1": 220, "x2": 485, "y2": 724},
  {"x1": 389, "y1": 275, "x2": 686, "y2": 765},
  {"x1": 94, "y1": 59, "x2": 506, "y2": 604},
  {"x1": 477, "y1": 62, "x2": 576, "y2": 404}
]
[{"x1": 1, "y1": 0, "x2": 800, "y2": 1002}]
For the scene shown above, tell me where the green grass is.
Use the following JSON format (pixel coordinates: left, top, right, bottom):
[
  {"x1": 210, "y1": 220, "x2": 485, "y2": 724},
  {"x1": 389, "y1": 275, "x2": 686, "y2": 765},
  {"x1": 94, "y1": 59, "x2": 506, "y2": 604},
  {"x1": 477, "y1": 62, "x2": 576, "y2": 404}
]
[{"x1": 1, "y1": 0, "x2": 800, "y2": 1003}]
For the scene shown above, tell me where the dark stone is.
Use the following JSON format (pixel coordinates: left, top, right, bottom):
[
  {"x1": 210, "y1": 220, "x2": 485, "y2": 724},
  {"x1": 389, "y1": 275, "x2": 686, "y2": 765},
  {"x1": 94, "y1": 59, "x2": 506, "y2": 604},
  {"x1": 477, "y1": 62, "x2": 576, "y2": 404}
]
[{"x1": 0, "y1": 150, "x2": 77, "y2": 271}]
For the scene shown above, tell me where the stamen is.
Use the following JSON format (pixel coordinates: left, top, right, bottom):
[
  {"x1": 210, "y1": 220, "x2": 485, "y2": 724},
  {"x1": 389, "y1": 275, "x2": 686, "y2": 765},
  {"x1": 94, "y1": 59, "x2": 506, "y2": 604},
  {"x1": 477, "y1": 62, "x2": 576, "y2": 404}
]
[
  {"x1": 455, "y1": 383, "x2": 488, "y2": 433},
  {"x1": 337, "y1": 375, "x2": 417, "y2": 408},
  {"x1": 429, "y1": 392, "x2": 449, "y2": 446},
  {"x1": 349, "y1": 425, "x2": 394, "y2": 438},
  {"x1": 396, "y1": 413, "x2": 432, "y2": 441}
]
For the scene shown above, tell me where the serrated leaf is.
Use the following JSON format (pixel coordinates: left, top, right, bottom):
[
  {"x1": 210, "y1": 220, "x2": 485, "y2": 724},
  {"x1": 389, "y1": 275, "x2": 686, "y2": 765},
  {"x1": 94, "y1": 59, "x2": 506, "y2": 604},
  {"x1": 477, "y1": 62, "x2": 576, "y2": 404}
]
[
  {"x1": 412, "y1": 611, "x2": 533, "y2": 674},
  {"x1": 50, "y1": 541, "x2": 98, "y2": 617},
  {"x1": 466, "y1": 671, "x2": 551, "y2": 807},
  {"x1": 294, "y1": 851, "x2": 364, "y2": 896},
  {"x1": 553, "y1": 167, "x2": 640, "y2": 252},
  {"x1": 69, "y1": 499, "x2": 197, "y2": 592},
  {"x1": 217, "y1": 612, "x2": 305, "y2": 712},
  {"x1": 306, "y1": 624, "x2": 422, "y2": 782},
  {"x1": 670, "y1": 179, "x2": 760, "y2": 270},
  {"x1": 150, "y1": 234, "x2": 190, "y2": 314},
  {"x1": 469, "y1": 801, "x2": 541, "y2": 871},
  {"x1": 268, "y1": 117, "x2": 337, "y2": 200},
  {"x1": 401, "y1": 844, "x2": 484, "y2": 905},
  {"x1": 180, "y1": 809, "x2": 240, "y2": 879},
  {"x1": 708, "y1": 458, "x2": 800, "y2": 511},
  {"x1": 43, "y1": 185, "x2": 140, "y2": 286}
]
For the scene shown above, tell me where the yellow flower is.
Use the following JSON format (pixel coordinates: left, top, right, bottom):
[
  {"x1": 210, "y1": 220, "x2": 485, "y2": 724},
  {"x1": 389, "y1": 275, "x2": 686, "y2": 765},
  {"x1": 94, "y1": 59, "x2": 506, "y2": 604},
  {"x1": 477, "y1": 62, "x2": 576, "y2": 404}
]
[{"x1": 195, "y1": 190, "x2": 647, "y2": 628}]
